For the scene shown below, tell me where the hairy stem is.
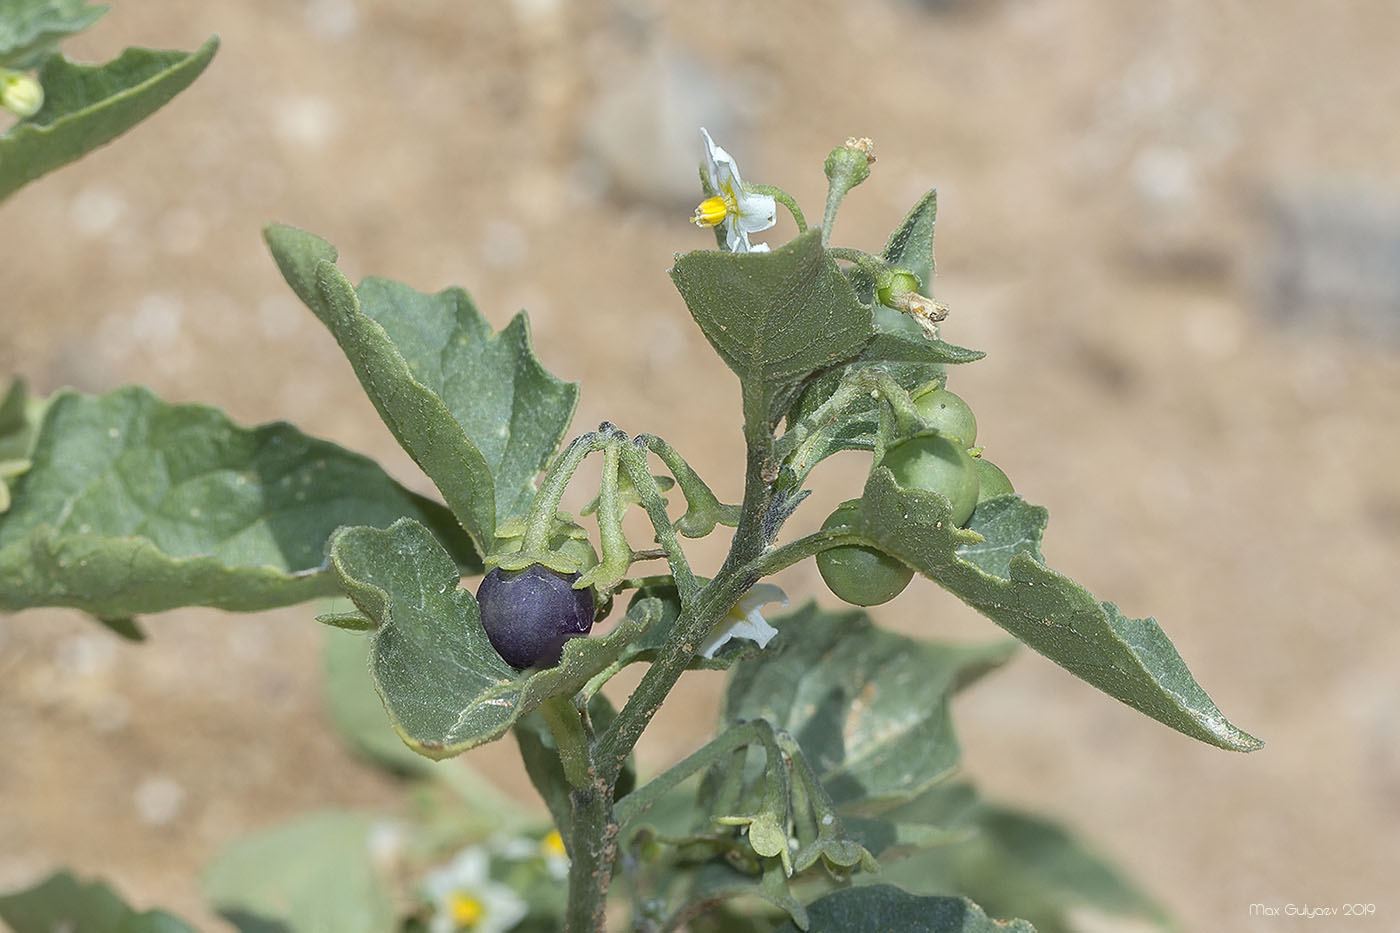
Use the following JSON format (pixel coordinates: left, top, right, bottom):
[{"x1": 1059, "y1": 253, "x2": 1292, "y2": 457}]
[{"x1": 564, "y1": 778, "x2": 618, "y2": 932}]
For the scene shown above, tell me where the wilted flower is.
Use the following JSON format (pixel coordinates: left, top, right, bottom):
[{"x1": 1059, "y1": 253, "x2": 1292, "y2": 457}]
[
  {"x1": 699, "y1": 583, "x2": 787, "y2": 659},
  {"x1": 691, "y1": 128, "x2": 777, "y2": 254}
]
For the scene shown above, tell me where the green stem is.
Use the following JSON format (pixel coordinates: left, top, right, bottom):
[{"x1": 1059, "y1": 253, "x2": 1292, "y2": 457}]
[
  {"x1": 578, "y1": 441, "x2": 633, "y2": 591},
  {"x1": 613, "y1": 720, "x2": 765, "y2": 828},
  {"x1": 564, "y1": 779, "x2": 617, "y2": 933},
  {"x1": 522, "y1": 430, "x2": 608, "y2": 554},
  {"x1": 827, "y1": 246, "x2": 889, "y2": 282},
  {"x1": 636, "y1": 433, "x2": 740, "y2": 537},
  {"x1": 745, "y1": 526, "x2": 862, "y2": 578},
  {"x1": 539, "y1": 696, "x2": 593, "y2": 789},
  {"x1": 599, "y1": 414, "x2": 778, "y2": 783},
  {"x1": 747, "y1": 183, "x2": 807, "y2": 232},
  {"x1": 620, "y1": 442, "x2": 700, "y2": 603}
]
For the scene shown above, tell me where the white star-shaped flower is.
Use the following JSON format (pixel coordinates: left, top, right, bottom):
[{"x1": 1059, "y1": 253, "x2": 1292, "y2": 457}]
[
  {"x1": 699, "y1": 583, "x2": 788, "y2": 659},
  {"x1": 423, "y1": 847, "x2": 528, "y2": 933},
  {"x1": 692, "y1": 128, "x2": 777, "y2": 253}
]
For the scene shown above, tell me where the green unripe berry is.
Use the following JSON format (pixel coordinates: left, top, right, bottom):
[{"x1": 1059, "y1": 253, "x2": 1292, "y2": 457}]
[
  {"x1": 911, "y1": 386, "x2": 977, "y2": 448},
  {"x1": 1, "y1": 73, "x2": 43, "y2": 118},
  {"x1": 881, "y1": 433, "x2": 980, "y2": 527},
  {"x1": 876, "y1": 270, "x2": 921, "y2": 307},
  {"x1": 974, "y1": 457, "x2": 1014, "y2": 502},
  {"x1": 816, "y1": 500, "x2": 913, "y2": 606}
]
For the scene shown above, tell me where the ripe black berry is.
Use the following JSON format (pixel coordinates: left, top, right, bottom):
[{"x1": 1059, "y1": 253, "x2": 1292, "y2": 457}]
[{"x1": 476, "y1": 565, "x2": 595, "y2": 669}]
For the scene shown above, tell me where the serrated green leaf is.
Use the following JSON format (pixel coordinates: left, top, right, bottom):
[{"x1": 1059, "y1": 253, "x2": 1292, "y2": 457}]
[
  {"x1": 201, "y1": 812, "x2": 396, "y2": 933},
  {"x1": 265, "y1": 225, "x2": 578, "y2": 549},
  {"x1": 0, "y1": 386, "x2": 479, "y2": 617},
  {"x1": 720, "y1": 604, "x2": 1016, "y2": 813},
  {"x1": 865, "y1": 783, "x2": 1169, "y2": 933},
  {"x1": 855, "y1": 468, "x2": 1261, "y2": 751},
  {"x1": 329, "y1": 518, "x2": 657, "y2": 759},
  {"x1": 0, "y1": 0, "x2": 107, "y2": 68},
  {"x1": 670, "y1": 227, "x2": 871, "y2": 426},
  {"x1": 0, "y1": 38, "x2": 217, "y2": 201},
  {"x1": 0, "y1": 870, "x2": 195, "y2": 933},
  {"x1": 777, "y1": 886, "x2": 1036, "y2": 933}
]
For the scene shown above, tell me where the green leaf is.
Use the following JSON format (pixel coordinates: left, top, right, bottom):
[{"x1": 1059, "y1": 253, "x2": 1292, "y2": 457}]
[
  {"x1": 323, "y1": 622, "x2": 435, "y2": 777},
  {"x1": 861, "y1": 304, "x2": 983, "y2": 367},
  {"x1": 0, "y1": 870, "x2": 195, "y2": 933},
  {"x1": 776, "y1": 886, "x2": 1035, "y2": 933},
  {"x1": 0, "y1": 38, "x2": 218, "y2": 201},
  {"x1": 957, "y1": 495, "x2": 1045, "y2": 579},
  {"x1": 721, "y1": 603, "x2": 1016, "y2": 813},
  {"x1": 0, "y1": 386, "x2": 479, "y2": 617},
  {"x1": 0, "y1": 0, "x2": 107, "y2": 68},
  {"x1": 669, "y1": 227, "x2": 871, "y2": 426},
  {"x1": 329, "y1": 518, "x2": 657, "y2": 759},
  {"x1": 855, "y1": 468, "x2": 1262, "y2": 751},
  {"x1": 202, "y1": 812, "x2": 396, "y2": 933},
  {"x1": 864, "y1": 783, "x2": 1169, "y2": 933},
  {"x1": 265, "y1": 225, "x2": 579, "y2": 548},
  {"x1": 885, "y1": 190, "x2": 938, "y2": 291}
]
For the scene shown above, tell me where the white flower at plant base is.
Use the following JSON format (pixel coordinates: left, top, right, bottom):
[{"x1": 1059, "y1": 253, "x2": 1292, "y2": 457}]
[
  {"x1": 423, "y1": 846, "x2": 528, "y2": 933},
  {"x1": 539, "y1": 828, "x2": 570, "y2": 880},
  {"x1": 699, "y1": 583, "x2": 787, "y2": 659},
  {"x1": 691, "y1": 127, "x2": 777, "y2": 254},
  {"x1": 493, "y1": 829, "x2": 570, "y2": 881}
]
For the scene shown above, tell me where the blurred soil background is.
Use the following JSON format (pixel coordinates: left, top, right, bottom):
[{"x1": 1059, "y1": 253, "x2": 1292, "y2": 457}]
[{"x1": 3, "y1": 0, "x2": 1400, "y2": 930}]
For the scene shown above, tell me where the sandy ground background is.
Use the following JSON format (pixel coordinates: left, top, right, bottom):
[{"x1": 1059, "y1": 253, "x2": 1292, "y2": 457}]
[{"x1": 4, "y1": 1, "x2": 1400, "y2": 930}]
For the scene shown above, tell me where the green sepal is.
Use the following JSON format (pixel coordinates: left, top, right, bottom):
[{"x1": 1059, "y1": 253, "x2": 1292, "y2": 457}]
[
  {"x1": 201, "y1": 812, "x2": 397, "y2": 933},
  {"x1": 0, "y1": 0, "x2": 108, "y2": 68},
  {"x1": 329, "y1": 518, "x2": 659, "y2": 759},
  {"x1": 0, "y1": 386, "x2": 479, "y2": 617},
  {"x1": 777, "y1": 886, "x2": 1036, "y2": 933},
  {"x1": 265, "y1": 224, "x2": 579, "y2": 552},
  {"x1": 489, "y1": 512, "x2": 598, "y2": 576},
  {"x1": 854, "y1": 468, "x2": 1262, "y2": 751},
  {"x1": 0, "y1": 870, "x2": 195, "y2": 933},
  {"x1": 0, "y1": 37, "x2": 218, "y2": 201},
  {"x1": 670, "y1": 226, "x2": 871, "y2": 429}
]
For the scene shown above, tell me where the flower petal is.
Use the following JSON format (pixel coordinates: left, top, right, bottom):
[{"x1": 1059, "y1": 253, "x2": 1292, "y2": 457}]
[{"x1": 699, "y1": 585, "x2": 788, "y2": 658}]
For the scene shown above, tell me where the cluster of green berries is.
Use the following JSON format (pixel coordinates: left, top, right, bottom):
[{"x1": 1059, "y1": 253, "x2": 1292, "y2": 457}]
[{"x1": 817, "y1": 386, "x2": 1014, "y2": 607}]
